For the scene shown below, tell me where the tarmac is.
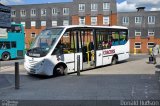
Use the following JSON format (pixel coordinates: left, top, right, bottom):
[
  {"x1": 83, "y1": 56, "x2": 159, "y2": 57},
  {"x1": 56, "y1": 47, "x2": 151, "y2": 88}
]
[{"x1": 0, "y1": 56, "x2": 160, "y2": 106}]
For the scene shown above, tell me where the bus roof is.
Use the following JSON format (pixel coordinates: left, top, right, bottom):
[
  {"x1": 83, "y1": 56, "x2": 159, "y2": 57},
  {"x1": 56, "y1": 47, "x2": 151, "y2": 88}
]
[{"x1": 49, "y1": 25, "x2": 128, "y2": 30}]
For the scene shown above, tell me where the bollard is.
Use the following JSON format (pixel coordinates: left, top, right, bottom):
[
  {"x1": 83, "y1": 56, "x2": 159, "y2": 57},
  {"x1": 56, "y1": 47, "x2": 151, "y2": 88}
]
[
  {"x1": 15, "y1": 62, "x2": 20, "y2": 89},
  {"x1": 149, "y1": 48, "x2": 152, "y2": 55},
  {"x1": 77, "y1": 55, "x2": 80, "y2": 76},
  {"x1": 134, "y1": 48, "x2": 136, "y2": 55}
]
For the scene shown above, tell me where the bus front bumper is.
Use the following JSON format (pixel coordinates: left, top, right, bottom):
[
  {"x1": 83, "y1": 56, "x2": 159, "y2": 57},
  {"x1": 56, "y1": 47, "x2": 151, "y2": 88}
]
[{"x1": 24, "y1": 59, "x2": 53, "y2": 76}]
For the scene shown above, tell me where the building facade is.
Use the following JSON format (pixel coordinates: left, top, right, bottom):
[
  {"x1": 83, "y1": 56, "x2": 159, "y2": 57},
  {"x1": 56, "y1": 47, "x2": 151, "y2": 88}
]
[
  {"x1": 10, "y1": 0, "x2": 117, "y2": 48},
  {"x1": 118, "y1": 7, "x2": 160, "y2": 53}
]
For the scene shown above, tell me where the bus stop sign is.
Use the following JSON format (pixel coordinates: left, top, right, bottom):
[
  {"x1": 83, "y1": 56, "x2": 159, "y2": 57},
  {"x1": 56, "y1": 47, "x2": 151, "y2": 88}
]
[{"x1": 0, "y1": 4, "x2": 11, "y2": 28}]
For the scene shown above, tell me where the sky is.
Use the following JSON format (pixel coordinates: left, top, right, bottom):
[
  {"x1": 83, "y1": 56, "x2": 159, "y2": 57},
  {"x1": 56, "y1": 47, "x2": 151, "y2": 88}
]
[{"x1": 0, "y1": 0, "x2": 160, "y2": 12}]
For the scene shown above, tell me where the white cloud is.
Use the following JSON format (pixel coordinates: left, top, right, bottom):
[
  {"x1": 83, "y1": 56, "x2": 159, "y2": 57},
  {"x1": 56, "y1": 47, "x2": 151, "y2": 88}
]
[
  {"x1": 117, "y1": 1, "x2": 136, "y2": 12},
  {"x1": 0, "y1": 0, "x2": 23, "y2": 5},
  {"x1": 117, "y1": 0, "x2": 160, "y2": 12},
  {"x1": 150, "y1": 8, "x2": 160, "y2": 11}
]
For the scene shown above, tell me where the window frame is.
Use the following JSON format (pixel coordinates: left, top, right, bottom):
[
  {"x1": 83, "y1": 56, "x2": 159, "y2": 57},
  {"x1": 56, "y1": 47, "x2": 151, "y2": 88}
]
[
  {"x1": 79, "y1": 4, "x2": 85, "y2": 12},
  {"x1": 91, "y1": 17, "x2": 97, "y2": 25},
  {"x1": 11, "y1": 10, "x2": 16, "y2": 17},
  {"x1": 122, "y1": 17, "x2": 129, "y2": 25},
  {"x1": 31, "y1": 21, "x2": 36, "y2": 27},
  {"x1": 52, "y1": 8, "x2": 57, "y2": 15},
  {"x1": 135, "y1": 16, "x2": 142, "y2": 24},
  {"x1": 103, "y1": 16, "x2": 110, "y2": 25},
  {"x1": 63, "y1": 8, "x2": 69, "y2": 15},
  {"x1": 31, "y1": 9, "x2": 36, "y2": 17},
  {"x1": 103, "y1": 2, "x2": 110, "y2": 11},
  {"x1": 79, "y1": 17, "x2": 85, "y2": 25},
  {"x1": 63, "y1": 20, "x2": 69, "y2": 26},
  {"x1": 31, "y1": 32, "x2": 36, "y2": 38},
  {"x1": 91, "y1": 3, "x2": 98, "y2": 11},
  {"x1": 147, "y1": 42, "x2": 154, "y2": 49},
  {"x1": 41, "y1": 9, "x2": 47, "y2": 16},
  {"x1": 148, "y1": 29, "x2": 155, "y2": 36},
  {"x1": 148, "y1": 16, "x2": 155, "y2": 24},
  {"x1": 41, "y1": 21, "x2": 46, "y2": 27},
  {"x1": 134, "y1": 42, "x2": 141, "y2": 49},
  {"x1": 135, "y1": 30, "x2": 141, "y2": 36},
  {"x1": 21, "y1": 22, "x2": 26, "y2": 27},
  {"x1": 20, "y1": 9, "x2": 26, "y2": 17},
  {"x1": 52, "y1": 21, "x2": 58, "y2": 26}
]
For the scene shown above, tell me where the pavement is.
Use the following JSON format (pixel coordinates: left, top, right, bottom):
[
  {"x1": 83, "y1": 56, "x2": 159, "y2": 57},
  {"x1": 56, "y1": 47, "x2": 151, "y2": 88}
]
[{"x1": 0, "y1": 55, "x2": 160, "y2": 106}]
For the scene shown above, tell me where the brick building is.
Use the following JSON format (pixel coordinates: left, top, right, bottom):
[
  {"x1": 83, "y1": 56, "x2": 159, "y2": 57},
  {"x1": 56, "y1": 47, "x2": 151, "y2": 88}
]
[
  {"x1": 118, "y1": 7, "x2": 160, "y2": 53},
  {"x1": 10, "y1": 0, "x2": 117, "y2": 48}
]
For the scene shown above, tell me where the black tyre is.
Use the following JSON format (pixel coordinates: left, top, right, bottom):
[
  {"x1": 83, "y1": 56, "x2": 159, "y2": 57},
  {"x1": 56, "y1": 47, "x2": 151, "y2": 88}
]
[
  {"x1": 2, "y1": 52, "x2": 10, "y2": 61},
  {"x1": 54, "y1": 65, "x2": 67, "y2": 76},
  {"x1": 111, "y1": 56, "x2": 117, "y2": 65}
]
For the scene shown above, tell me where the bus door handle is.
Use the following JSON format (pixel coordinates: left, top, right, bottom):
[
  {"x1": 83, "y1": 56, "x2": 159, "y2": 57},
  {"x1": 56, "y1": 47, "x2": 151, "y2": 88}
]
[{"x1": 98, "y1": 53, "x2": 102, "y2": 56}]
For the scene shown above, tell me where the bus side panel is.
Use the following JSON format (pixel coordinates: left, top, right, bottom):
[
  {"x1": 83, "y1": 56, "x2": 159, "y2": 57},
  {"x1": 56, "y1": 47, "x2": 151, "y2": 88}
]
[
  {"x1": 96, "y1": 50, "x2": 103, "y2": 67},
  {"x1": 102, "y1": 54, "x2": 112, "y2": 65},
  {"x1": 115, "y1": 41, "x2": 130, "y2": 61},
  {"x1": 63, "y1": 53, "x2": 75, "y2": 73}
]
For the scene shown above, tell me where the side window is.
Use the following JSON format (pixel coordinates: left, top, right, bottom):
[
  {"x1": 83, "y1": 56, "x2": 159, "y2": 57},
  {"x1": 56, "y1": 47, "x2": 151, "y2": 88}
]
[
  {"x1": 96, "y1": 30, "x2": 103, "y2": 50},
  {"x1": 119, "y1": 30, "x2": 127, "y2": 45},
  {"x1": 111, "y1": 31, "x2": 120, "y2": 46},
  {"x1": 61, "y1": 31, "x2": 75, "y2": 54},
  {"x1": 0, "y1": 42, "x2": 10, "y2": 49},
  {"x1": 102, "y1": 30, "x2": 112, "y2": 49},
  {"x1": 11, "y1": 42, "x2": 16, "y2": 48},
  {"x1": 52, "y1": 30, "x2": 75, "y2": 55},
  {"x1": 96, "y1": 30, "x2": 112, "y2": 50}
]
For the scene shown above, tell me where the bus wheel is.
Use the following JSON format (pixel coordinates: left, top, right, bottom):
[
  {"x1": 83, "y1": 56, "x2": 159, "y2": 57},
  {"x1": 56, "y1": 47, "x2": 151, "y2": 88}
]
[
  {"x1": 2, "y1": 52, "x2": 10, "y2": 61},
  {"x1": 54, "y1": 65, "x2": 67, "y2": 76},
  {"x1": 111, "y1": 56, "x2": 117, "y2": 65}
]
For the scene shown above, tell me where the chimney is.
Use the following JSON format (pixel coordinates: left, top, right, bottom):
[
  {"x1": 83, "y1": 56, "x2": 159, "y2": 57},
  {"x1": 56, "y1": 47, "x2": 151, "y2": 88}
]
[{"x1": 136, "y1": 7, "x2": 145, "y2": 12}]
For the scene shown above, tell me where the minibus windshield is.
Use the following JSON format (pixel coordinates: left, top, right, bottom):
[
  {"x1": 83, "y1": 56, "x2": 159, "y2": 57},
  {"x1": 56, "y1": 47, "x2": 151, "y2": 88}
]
[{"x1": 27, "y1": 28, "x2": 64, "y2": 57}]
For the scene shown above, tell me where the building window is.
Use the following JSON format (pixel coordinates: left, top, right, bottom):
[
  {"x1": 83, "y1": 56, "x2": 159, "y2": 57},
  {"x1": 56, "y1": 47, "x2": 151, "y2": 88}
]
[
  {"x1": 103, "y1": 3, "x2": 110, "y2": 10},
  {"x1": 148, "y1": 29, "x2": 155, "y2": 36},
  {"x1": 52, "y1": 8, "x2": 57, "y2": 15},
  {"x1": 41, "y1": 21, "x2": 46, "y2": 26},
  {"x1": 79, "y1": 4, "x2": 85, "y2": 12},
  {"x1": 135, "y1": 17, "x2": 142, "y2": 24},
  {"x1": 103, "y1": 16, "x2": 110, "y2": 25},
  {"x1": 31, "y1": 9, "x2": 36, "y2": 16},
  {"x1": 148, "y1": 42, "x2": 154, "y2": 49},
  {"x1": 52, "y1": 21, "x2": 57, "y2": 26},
  {"x1": 20, "y1": 10, "x2": 26, "y2": 17},
  {"x1": 41, "y1": 9, "x2": 46, "y2": 16},
  {"x1": 122, "y1": 17, "x2": 129, "y2": 25},
  {"x1": 135, "y1": 30, "x2": 141, "y2": 36},
  {"x1": 79, "y1": 17, "x2": 85, "y2": 25},
  {"x1": 148, "y1": 16, "x2": 155, "y2": 24},
  {"x1": 63, "y1": 8, "x2": 69, "y2": 15},
  {"x1": 21, "y1": 22, "x2": 25, "y2": 27},
  {"x1": 63, "y1": 20, "x2": 69, "y2": 26},
  {"x1": 31, "y1": 33, "x2": 36, "y2": 38},
  {"x1": 91, "y1": 4, "x2": 98, "y2": 11},
  {"x1": 134, "y1": 42, "x2": 141, "y2": 49},
  {"x1": 31, "y1": 21, "x2": 36, "y2": 27},
  {"x1": 91, "y1": 17, "x2": 97, "y2": 25},
  {"x1": 11, "y1": 10, "x2": 16, "y2": 17}
]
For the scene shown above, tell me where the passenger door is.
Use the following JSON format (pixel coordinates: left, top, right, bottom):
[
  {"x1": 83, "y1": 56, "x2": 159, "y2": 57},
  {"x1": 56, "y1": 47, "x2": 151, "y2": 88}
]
[{"x1": 95, "y1": 30, "x2": 103, "y2": 67}]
